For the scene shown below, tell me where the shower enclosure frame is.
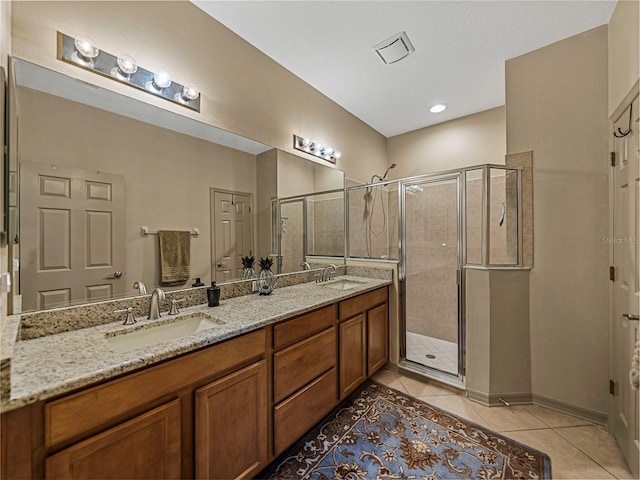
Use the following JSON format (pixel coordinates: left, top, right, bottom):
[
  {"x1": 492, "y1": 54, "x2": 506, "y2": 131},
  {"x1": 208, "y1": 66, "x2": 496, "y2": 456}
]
[
  {"x1": 272, "y1": 188, "x2": 346, "y2": 274},
  {"x1": 396, "y1": 165, "x2": 523, "y2": 387}
]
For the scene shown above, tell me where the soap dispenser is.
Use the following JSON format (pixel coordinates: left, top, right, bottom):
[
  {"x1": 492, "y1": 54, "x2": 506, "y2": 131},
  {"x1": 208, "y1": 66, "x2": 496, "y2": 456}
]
[
  {"x1": 207, "y1": 282, "x2": 220, "y2": 307},
  {"x1": 192, "y1": 277, "x2": 205, "y2": 287}
]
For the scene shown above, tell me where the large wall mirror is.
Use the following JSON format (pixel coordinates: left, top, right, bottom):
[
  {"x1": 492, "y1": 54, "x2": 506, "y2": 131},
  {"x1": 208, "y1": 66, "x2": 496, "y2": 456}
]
[{"x1": 7, "y1": 58, "x2": 345, "y2": 314}]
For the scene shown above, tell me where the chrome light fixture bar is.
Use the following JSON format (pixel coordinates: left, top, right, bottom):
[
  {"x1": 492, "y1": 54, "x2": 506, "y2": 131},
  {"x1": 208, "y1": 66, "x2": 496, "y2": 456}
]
[
  {"x1": 57, "y1": 32, "x2": 200, "y2": 112},
  {"x1": 293, "y1": 134, "x2": 342, "y2": 164}
]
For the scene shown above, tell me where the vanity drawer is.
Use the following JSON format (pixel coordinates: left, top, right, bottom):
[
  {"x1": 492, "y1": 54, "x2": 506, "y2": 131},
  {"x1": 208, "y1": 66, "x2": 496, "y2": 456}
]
[
  {"x1": 274, "y1": 368, "x2": 337, "y2": 456},
  {"x1": 273, "y1": 304, "x2": 336, "y2": 350},
  {"x1": 339, "y1": 287, "x2": 388, "y2": 320},
  {"x1": 273, "y1": 327, "x2": 335, "y2": 404},
  {"x1": 45, "y1": 328, "x2": 266, "y2": 448}
]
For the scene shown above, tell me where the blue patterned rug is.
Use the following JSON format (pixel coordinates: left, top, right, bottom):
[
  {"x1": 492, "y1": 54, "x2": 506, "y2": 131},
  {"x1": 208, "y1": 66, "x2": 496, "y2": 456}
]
[{"x1": 259, "y1": 380, "x2": 551, "y2": 479}]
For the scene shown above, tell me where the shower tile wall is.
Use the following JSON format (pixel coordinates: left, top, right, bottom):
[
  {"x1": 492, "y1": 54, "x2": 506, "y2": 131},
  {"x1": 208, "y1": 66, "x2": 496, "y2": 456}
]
[
  {"x1": 466, "y1": 173, "x2": 518, "y2": 265},
  {"x1": 309, "y1": 198, "x2": 344, "y2": 256},
  {"x1": 348, "y1": 185, "x2": 398, "y2": 259},
  {"x1": 280, "y1": 202, "x2": 304, "y2": 274},
  {"x1": 406, "y1": 182, "x2": 458, "y2": 343}
]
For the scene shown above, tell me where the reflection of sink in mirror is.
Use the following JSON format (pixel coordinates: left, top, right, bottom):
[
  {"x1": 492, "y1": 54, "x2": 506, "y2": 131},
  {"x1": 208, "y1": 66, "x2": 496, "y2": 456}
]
[
  {"x1": 107, "y1": 313, "x2": 225, "y2": 353},
  {"x1": 322, "y1": 279, "x2": 367, "y2": 291}
]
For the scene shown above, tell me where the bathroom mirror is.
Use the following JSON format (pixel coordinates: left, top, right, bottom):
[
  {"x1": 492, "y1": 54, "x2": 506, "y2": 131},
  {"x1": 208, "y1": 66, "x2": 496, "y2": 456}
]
[{"x1": 7, "y1": 58, "x2": 345, "y2": 313}]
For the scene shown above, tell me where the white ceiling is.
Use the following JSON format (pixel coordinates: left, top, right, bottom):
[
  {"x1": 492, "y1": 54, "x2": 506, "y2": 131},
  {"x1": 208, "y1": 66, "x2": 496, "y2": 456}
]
[{"x1": 192, "y1": 0, "x2": 615, "y2": 138}]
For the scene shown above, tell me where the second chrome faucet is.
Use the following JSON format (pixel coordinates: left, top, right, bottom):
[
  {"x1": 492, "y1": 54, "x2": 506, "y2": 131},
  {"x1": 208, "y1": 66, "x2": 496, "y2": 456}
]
[{"x1": 148, "y1": 287, "x2": 165, "y2": 320}]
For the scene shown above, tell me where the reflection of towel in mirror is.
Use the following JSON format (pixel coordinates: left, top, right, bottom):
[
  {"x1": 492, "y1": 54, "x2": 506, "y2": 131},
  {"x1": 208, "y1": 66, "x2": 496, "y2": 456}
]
[
  {"x1": 631, "y1": 335, "x2": 640, "y2": 390},
  {"x1": 158, "y1": 231, "x2": 190, "y2": 286}
]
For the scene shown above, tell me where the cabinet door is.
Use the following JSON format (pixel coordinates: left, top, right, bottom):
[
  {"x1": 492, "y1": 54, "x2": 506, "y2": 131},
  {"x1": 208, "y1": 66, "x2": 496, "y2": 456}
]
[
  {"x1": 367, "y1": 303, "x2": 389, "y2": 375},
  {"x1": 195, "y1": 361, "x2": 267, "y2": 480},
  {"x1": 339, "y1": 313, "x2": 367, "y2": 399},
  {"x1": 46, "y1": 399, "x2": 181, "y2": 479}
]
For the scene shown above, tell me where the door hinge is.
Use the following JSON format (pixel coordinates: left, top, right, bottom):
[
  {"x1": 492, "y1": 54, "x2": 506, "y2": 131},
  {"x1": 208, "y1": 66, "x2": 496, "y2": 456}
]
[
  {"x1": 610, "y1": 266, "x2": 616, "y2": 282},
  {"x1": 609, "y1": 379, "x2": 616, "y2": 395},
  {"x1": 610, "y1": 151, "x2": 616, "y2": 166}
]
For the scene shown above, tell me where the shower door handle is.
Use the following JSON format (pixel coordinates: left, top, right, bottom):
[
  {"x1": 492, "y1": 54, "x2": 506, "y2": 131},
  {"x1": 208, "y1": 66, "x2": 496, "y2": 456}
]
[{"x1": 623, "y1": 313, "x2": 639, "y2": 321}]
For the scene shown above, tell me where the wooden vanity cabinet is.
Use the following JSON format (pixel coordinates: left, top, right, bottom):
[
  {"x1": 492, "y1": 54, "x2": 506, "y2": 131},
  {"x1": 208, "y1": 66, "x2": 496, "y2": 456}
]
[
  {"x1": 195, "y1": 361, "x2": 267, "y2": 480},
  {"x1": 339, "y1": 286, "x2": 389, "y2": 399},
  {"x1": 272, "y1": 305, "x2": 338, "y2": 456},
  {"x1": 46, "y1": 399, "x2": 181, "y2": 479}
]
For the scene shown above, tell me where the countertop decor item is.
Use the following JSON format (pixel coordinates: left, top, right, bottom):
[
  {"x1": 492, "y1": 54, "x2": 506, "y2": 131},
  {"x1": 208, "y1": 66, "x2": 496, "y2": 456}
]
[
  {"x1": 257, "y1": 257, "x2": 276, "y2": 295},
  {"x1": 207, "y1": 282, "x2": 220, "y2": 307},
  {"x1": 241, "y1": 255, "x2": 257, "y2": 280}
]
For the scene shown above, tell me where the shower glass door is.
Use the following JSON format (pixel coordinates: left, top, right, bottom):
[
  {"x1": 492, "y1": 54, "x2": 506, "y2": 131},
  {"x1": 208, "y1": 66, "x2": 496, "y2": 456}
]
[{"x1": 400, "y1": 174, "x2": 463, "y2": 383}]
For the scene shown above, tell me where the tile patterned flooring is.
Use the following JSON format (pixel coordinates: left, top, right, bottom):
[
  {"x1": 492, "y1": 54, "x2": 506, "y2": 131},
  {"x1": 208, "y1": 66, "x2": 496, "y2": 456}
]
[
  {"x1": 372, "y1": 368, "x2": 635, "y2": 479},
  {"x1": 406, "y1": 332, "x2": 458, "y2": 374}
]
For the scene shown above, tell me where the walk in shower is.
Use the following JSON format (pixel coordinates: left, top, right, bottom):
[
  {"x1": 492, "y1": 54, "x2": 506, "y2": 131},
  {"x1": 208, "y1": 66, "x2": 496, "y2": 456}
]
[{"x1": 347, "y1": 165, "x2": 521, "y2": 386}]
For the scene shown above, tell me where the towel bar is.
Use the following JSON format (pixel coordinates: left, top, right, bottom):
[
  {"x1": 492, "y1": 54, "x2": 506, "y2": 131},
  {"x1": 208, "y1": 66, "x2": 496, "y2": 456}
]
[{"x1": 141, "y1": 226, "x2": 199, "y2": 237}]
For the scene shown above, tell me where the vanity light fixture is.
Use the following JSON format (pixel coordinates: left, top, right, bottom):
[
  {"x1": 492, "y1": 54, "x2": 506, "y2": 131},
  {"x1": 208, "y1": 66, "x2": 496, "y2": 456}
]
[
  {"x1": 57, "y1": 32, "x2": 201, "y2": 112},
  {"x1": 71, "y1": 37, "x2": 100, "y2": 67},
  {"x1": 293, "y1": 135, "x2": 342, "y2": 164},
  {"x1": 429, "y1": 103, "x2": 448, "y2": 113}
]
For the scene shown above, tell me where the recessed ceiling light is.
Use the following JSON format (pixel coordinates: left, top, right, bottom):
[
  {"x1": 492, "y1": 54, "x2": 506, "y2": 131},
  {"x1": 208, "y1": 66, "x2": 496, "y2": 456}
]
[{"x1": 429, "y1": 103, "x2": 448, "y2": 113}]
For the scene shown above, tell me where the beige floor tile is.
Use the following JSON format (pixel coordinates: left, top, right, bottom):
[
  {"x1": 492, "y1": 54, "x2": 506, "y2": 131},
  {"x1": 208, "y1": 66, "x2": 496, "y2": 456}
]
[
  {"x1": 524, "y1": 405, "x2": 593, "y2": 428},
  {"x1": 506, "y1": 429, "x2": 615, "y2": 479},
  {"x1": 555, "y1": 426, "x2": 635, "y2": 479},
  {"x1": 420, "y1": 394, "x2": 493, "y2": 429},
  {"x1": 475, "y1": 405, "x2": 548, "y2": 432},
  {"x1": 371, "y1": 369, "x2": 407, "y2": 393},
  {"x1": 397, "y1": 375, "x2": 460, "y2": 397}
]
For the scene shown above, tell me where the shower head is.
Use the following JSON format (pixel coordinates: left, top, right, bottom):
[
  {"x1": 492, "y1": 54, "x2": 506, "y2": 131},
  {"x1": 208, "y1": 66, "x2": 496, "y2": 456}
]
[{"x1": 381, "y1": 163, "x2": 397, "y2": 181}]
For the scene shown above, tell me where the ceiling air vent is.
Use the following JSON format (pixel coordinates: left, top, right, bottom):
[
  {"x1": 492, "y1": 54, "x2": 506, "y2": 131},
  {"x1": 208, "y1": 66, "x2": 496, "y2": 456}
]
[{"x1": 373, "y1": 31, "x2": 415, "y2": 65}]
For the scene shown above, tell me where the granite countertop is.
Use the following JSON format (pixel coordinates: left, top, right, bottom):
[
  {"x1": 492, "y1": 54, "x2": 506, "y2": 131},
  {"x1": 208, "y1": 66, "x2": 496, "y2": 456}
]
[{"x1": 1, "y1": 274, "x2": 391, "y2": 412}]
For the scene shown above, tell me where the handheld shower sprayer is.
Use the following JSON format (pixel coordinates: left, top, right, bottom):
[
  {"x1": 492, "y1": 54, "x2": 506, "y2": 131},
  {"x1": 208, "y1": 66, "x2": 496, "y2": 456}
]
[{"x1": 369, "y1": 162, "x2": 398, "y2": 184}]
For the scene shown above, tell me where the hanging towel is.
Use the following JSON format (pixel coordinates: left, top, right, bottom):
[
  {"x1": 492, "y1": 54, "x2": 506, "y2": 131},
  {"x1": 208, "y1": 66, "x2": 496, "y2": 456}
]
[
  {"x1": 158, "y1": 230, "x2": 191, "y2": 286},
  {"x1": 630, "y1": 334, "x2": 640, "y2": 390}
]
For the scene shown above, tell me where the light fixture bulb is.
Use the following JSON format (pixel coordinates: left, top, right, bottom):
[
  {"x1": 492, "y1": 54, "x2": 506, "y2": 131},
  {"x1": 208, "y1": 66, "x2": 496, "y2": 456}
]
[
  {"x1": 74, "y1": 37, "x2": 99, "y2": 59},
  {"x1": 334, "y1": 151, "x2": 342, "y2": 160},
  {"x1": 313, "y1": 143, "x2": 323, "y2": 153},
  {"x1": 180, "y1": 85, "x2": 199, "y2": 101},
  {"x1": 324, "y1": 146, "x2": 334, "y2": 157},
  {"x1": 116, "y1": 54, "x2": 138, "y2": 75},
  {"x1": 153, "y1": 71, "x2": 172, "y2": 89},
  {"x1": 429, "y1": 103, "x2": 448, "y2": 113},
  {"x1": 301, "y1": 138, "x2": 312, "y2": 148}
]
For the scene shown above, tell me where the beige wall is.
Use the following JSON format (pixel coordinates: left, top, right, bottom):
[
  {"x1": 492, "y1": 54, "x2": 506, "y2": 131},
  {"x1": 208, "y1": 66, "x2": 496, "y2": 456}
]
[
  {"x1": 17, "y1": 86, "x2": 257, "y2": 299},
  {"x1": 387, "y1": 107, "x2": 506, "y2": 178},
  {"x1": 10, "y1": 1, "x2": 387, "y2": 184},
  {"x1": 0, "y1": 0, "x2": 10, "y2": 322},
  {"x1": 608, "y1": 0, "x2": 639, "y2": 114},
  {"x1": 506, "y1": 26, "x2": 610, "y2": 414}
]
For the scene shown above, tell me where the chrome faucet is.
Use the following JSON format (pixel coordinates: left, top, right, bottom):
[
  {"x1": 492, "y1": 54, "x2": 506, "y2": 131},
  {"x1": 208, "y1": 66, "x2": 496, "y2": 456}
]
[
  {"x1": 148, "y1": 287, "x2": 165, "y2": 320},
  {"x1": 133, "y1": 280, "x2": 147, "y2": 295},
  {"x1": 321, "y1": 264, "x2": 337, "y2": 282},
  {"x1": 300, "y1": 262, "x2": 311, "y2": 270}
]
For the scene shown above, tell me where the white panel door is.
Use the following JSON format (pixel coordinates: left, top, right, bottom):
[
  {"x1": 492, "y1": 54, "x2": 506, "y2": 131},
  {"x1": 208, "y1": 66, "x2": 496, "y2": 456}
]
[
  {"x1": 20, "y1": 162, "x2": 125, "y2": 311},
  {"x1": 212, "y1": 190, "x2": 253, "y2": 283},
  {"x1": 611, "y1": 94, "x2": 639, "y2": 478}
]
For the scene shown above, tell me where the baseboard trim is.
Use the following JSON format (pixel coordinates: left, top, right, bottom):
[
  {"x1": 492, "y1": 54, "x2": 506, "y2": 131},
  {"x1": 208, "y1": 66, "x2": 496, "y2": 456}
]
[
  {"x1": 532, "y1": 393, "x2": 607, "y2": 426},
  {"x1": 466, "y1": 388, "x2": 533, "y2": 407}
]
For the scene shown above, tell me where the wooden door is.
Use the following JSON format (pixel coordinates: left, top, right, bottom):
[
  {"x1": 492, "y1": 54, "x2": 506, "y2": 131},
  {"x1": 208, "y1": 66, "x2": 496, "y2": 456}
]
[
  {"x1": 46, "y1": 400, "x2": 181, "y2": 479},
  {"x1": 611, "y1": 94, "x2": 639, "y2": 478},
  {"x1": 20, "y1": 161, "x2": 125, "y2": 311},
  {"x1": 195, "y1": 361, "x2": 267, "y2": 480},
  {"x1": 339, "y1": 314, "x2": 367, "y2": 400},
  {"x1": 367, "y1": 303, "x2": 389, "y2": 376},
  {"x1": 212, "y1": 190, "x2": 253, "y2": 282}
]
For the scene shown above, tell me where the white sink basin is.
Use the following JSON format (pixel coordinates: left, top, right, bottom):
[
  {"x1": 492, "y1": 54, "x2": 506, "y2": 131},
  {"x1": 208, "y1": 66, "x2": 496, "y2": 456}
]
[
  {"x1": 322, "y1": 279, "x2": 367, "y2": 291},
  {"x1": 107, "y1": 313, "x2": 225, "y2": 353}
]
